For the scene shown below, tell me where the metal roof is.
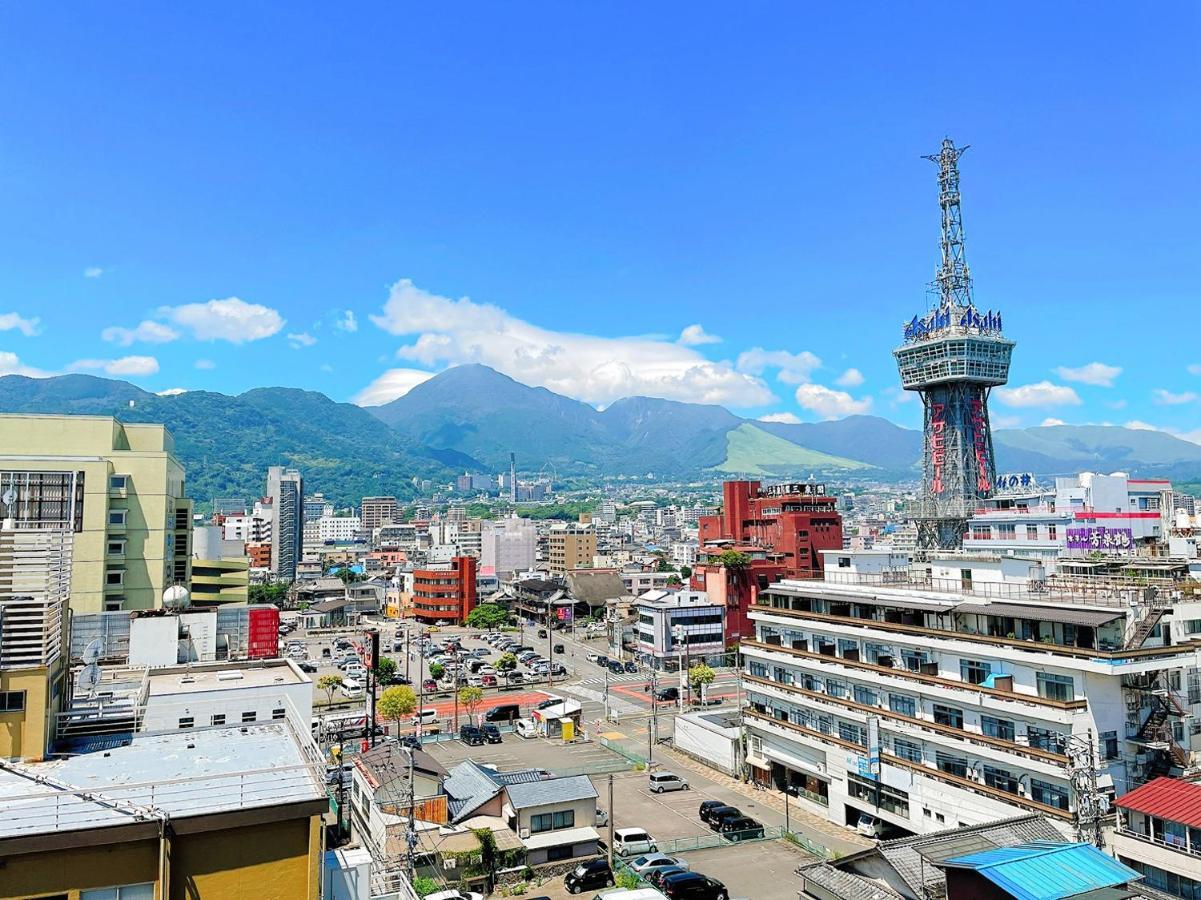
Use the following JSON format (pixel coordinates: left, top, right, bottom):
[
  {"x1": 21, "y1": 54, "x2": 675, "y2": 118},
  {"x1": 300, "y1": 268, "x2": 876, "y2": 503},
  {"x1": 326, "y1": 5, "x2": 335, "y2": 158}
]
[
  {"x1": 504, "y1": 774, "x2": 597, "y2": 810},
  {"x1": 797, "y1": 862, "x2": 905, "y2": 900},
  {"x1": 1115, "y1": 777, "x2": 1201, "y2": 829},
  {"x1": 944, "y1": 842, "x2": 1140, "y2": 900},
  {"x1": 953, "y1": 602, "x2": 1123, "y2": 628}
]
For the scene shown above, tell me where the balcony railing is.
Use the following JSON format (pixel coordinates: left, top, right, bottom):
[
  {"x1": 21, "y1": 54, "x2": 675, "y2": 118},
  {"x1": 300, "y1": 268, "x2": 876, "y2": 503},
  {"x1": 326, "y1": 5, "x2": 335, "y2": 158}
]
[{"x1": 1116, "y1": 826, "x2": 1201, "y2": 857}]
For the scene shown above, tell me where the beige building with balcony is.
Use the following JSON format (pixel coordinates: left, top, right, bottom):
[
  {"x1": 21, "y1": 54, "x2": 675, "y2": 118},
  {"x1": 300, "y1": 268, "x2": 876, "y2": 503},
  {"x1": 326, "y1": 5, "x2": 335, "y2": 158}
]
[
  {"x1": 0, "y1": 415, "x2": 192, "y2": 613},
  {"x1": 547, "y1": 523, "x2": 596, "y2": 575}
]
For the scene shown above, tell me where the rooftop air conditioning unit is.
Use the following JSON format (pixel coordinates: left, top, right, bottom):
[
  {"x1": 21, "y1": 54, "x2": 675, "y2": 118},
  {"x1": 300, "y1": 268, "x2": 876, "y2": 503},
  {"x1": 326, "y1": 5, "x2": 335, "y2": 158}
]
[
  {"x1": 519, "y1": 827, "x2": 530, "y2": 838},
  {"x1": 443, "y1": 857, "x2": 457, "y2": 870}
]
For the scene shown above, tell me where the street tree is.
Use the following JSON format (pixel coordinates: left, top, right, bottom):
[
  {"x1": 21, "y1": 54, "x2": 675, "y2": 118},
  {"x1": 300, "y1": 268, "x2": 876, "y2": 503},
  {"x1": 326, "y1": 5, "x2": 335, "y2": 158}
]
[
  {"x1": 378, "y1": 685, "x2": 418, "y2": 734},
  {"x1": 317, "y1": 674, "x2": 343, "y2": 705},
  {"x1": 466, "y1": 604, "x2": 508, "y2": 630},
  {"x1": 688, "y1": 662, "x2": 716, "y2": 703},
  {"x1": 458, "y1": 686, "x2": 484, "y2": 722},
  {"x1": 496, "y1": 652, "x2": 517, "y2": 671},
  {"x1": 376, "y1": 656, "x2": 397, "y2": 684},
  {"x1": 429, "y1": 663, "x2": 445, "y2": 681}
]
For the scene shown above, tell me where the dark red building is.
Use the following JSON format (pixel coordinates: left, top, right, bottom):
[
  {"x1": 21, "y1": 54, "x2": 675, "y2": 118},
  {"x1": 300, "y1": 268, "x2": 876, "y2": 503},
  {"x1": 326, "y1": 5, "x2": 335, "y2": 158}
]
[
  {"x1": 694, "y1": 480, "x2": 843, "y2": 643},
  {"x1": 412, "y1": 555, "x2": 478, "y2": 625}
]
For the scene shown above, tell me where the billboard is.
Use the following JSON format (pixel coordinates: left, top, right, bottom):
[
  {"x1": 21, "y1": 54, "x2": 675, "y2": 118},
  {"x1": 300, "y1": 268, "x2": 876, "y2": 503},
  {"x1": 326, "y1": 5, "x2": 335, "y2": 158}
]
[{"x1": 1066, "y1": 526, "x2": 1133, "y2": 552}]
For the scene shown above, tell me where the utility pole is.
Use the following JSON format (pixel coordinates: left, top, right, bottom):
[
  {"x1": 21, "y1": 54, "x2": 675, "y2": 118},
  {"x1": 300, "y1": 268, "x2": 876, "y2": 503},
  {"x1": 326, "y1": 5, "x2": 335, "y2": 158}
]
[
  {"x1": 369, "y1": 629, "x2": 380, "y2": 747},
  {"x1": 648, "y1": 667, "x2": 659, "y2": 767},
  {"x1": 416, "y1": 628, "x2": 426, "y2": 739},
  {"x1": 607, "y1": 774, "x2": 615, "y2": 872},
  {"x1": 405, "y1": 746, "x2": 417, "y2": 880},
  {"x1": 603, "y1": 663, "x2": 611, "y2": 721}
]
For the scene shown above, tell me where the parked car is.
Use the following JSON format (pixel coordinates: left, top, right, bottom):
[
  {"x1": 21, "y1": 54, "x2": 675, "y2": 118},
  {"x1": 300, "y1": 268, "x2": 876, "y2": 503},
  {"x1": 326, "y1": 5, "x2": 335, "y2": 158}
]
[
  {"x1": 339, "y1": 680, "x2": 364, "y2": 700},
  {"x1": 505, "y1": 671, "x2": 525, "y2": 685},
  {"x1": 385, "y1": 674, "x2": 411, "y2": 685},
  {"x1": 654, "y1": 686, "x2": 679, "y2": 702},
  {"x1": 707, "y1": 807, "x2": 746, "y2": 832},
  {"x1": 297, "y1": 660, "x2": 318, "y2": 673},
  {"x1": 481, "y1": 723, "x2": 502, "y2": 744},
  {"x1": 411, "y1": 708, "x2": 438, "y2": 727},
  {"x1": 563, "y1": 858, "x2": 613, "y2": 894},
  {"x1": 611, "y1": 827, "x2": 657, "y2": 857},
  {"x1": 467, "y1": 675, "x2": 484, "y2": 687},
  {"x1": 551, "y1": 662, "x2": 567, "y2": 675},
  {"x1": 586, "y1": 652, "x2": 601, "y2": 663},
  {"x1": 485, "y1": 703, "x2": 521, "y2": 722},
  {"x1": 661, "y1": 871, "x2": 729, "y2": 900},
  {"x1": 480, "y1": 674, "x2": 498, "y2": 687},
  {"x1": 629, "y1": 853, "x2": 691, "y2": 876},
  {"x1": 396, "y1": 734, "x2": 422, "y2": 750},
  {"x1": 535, "y1": 696, "x2": 563, "y2": 710},
  {"x1": 324, "y1": 762, "x2": 355, "y2": 786},
  {"x1": 646, "y1": 865, "x2": 691, "y2": 889},
  {"x1": 718, "y1": 815, "x2": 765, "y2": 841},
  {"x1": 855, "y1": 813, "x2": 883, "y2": 837},
  {"x1": 595, "y1": 655, "x2": 610, "y2": 668},
  {"x1": 425, "y1": 890, "x2": 483, "y2": 900},
  {"x1": 515, "y1": 718, "x2": 537, "y2": 739},
  {"x1": 422, "y1": 678, "x2": 438, "y2": 692},
  {"x1": 595, "y1": 806, "x2": 609, "y2": 827},
  {"x1": 459, "y1": 725, "x2": 486, "y2": 746},
  {"x1": 648, "y1": 772, "x2": 689, "y2": 793},
  {"x1": 700, "y1": 804, "x2": 740, "y2": 827}
]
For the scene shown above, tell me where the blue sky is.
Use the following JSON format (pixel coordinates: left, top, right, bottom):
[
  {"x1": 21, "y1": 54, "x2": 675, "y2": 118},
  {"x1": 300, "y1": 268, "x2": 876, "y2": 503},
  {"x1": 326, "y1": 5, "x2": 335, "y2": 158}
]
[{"x1": 1, "y1": 3, "x2": 1198, "y2": 437}]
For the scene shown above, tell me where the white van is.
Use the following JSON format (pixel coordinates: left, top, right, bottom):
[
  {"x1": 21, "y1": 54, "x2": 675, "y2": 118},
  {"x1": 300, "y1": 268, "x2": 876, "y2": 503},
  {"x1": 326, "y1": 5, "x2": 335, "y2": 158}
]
[
  {"x1": 515, "y1": 718, "x2": 537, "y2": 739},
  {"x1": 611, "y1": 827, "x2": 658, "y2": 857},
  {"x1": 339, "y1": 679, "x2": 364, "y2": 700},
  {"x1": 411, "y1": 708, "x2": 438, "y2": 727}
]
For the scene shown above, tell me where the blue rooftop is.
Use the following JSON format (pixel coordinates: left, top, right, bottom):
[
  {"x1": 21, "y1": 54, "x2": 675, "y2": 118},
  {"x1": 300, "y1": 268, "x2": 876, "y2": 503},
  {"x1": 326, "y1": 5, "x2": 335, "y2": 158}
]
[{"x1": 944, "y1": 841, "x2": 1140, "y2": 900}]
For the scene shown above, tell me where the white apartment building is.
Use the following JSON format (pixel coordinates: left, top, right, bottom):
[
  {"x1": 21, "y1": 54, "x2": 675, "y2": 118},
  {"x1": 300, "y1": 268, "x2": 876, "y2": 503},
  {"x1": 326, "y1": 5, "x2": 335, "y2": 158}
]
[
  {"x1": 222, "y1": 499, "x2": 273, "y2": 543},
  {"x1": 318, "y1": 514, "x2": 362, "y2": 543},
  {"x1": 621, "y1": 569, "x2": 675, "y2": 596},
  {"x1": 743, "y1": 548, "x2": 1201, "y2": 839},
  {"x1": 671, "y1": 541, "x2": 699, "y2": 568},
  {"x1": 481, "y1": 516, "x2": 536, "y2": 576},
  {"x1": 635, "y1": 589, "x2": 725, "y2": 671},
  {"x1": 963, "y1": 472, "x2": 1173, "y2": 569}
]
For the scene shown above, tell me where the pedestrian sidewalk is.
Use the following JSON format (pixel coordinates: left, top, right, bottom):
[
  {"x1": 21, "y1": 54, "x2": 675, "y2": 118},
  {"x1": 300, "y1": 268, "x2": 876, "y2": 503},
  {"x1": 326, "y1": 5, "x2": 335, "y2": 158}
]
[{"x1": 657, "y1": 744, "x2": 874, "y2": 856}]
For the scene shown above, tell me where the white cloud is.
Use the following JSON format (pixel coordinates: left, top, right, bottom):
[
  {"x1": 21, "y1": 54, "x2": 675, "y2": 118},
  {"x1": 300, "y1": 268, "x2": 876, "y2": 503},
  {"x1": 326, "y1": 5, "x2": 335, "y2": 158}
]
[
  {"x1": 369, "y1": 278, "x2": 774, "y2": 407},
  {"x1": 156, "y1": 387, "x2": 188, "y2": 396},
  {"x1": 1054, "y1": 362, "x2": 1121, "y2": 387},
  {"x1": 159, "y1": 297, "x2": 285, "y2": 343},
  {"x1": 678, "y1": 323, "x2": 721, "y2": 346},
  {"x1": 335, "y1": 310, "x2": 358, "y2": 332},
  {"x1": 835, "y1": 368, "x2": 865, "y2": 387},
  {"x1": 352, "y1": 368, "x2": 436, "y2": 406},
  {"x1": 70, "y1": 355, "x2": 160, "y2": 377},
  {"x1": 101, "y1": 320, "x2": 180, "y2": 346},
  {"x1": 287, "y1": 332, "x2": 317, "y2": 349},
  {"x1": 0, "y1": 312, "x2": 42, "y2": 337},
  {"x1": 1153, "y1": 388, "x2": 1199, "y2": 406},
  {"x1": 84, "y1": 266, "x2": 104, "y2": 279},
  {"x1": 1040, "y1": 418, "x2": 1066, "y2": 427},
  {"x1": 1124, "y1": 420, "x2": 1158, "y2": 431},
  {"x1": 995, "y1": 381, "x2": 1082, "y2": 408},
  {"x1": 1187, "y1": 364, "x2": 1201, "y2": 376},
  {"x1": 794, "y1": 383, "x2": 872, "y2": 419},
  {"x1": 0, "y1": 351, "x2": 52, "y2": 377},
  {"x1": 194, "y1": 358, "x2": 216, "y2": 370},
  {"x1": 758, "y1": 412, "x2": 802, "y2": 424},
  {"x1": 735, "y1": 347, "x2": 822, "y2": 385}
]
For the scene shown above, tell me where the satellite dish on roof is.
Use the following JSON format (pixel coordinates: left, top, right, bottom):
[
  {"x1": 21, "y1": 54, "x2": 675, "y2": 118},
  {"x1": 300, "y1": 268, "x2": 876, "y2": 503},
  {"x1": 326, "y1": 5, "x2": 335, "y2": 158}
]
[
  {"x1": 76, "y1": 661, "x2": 101, "y2": 697},
  {"x1": 82, "y1": 639, "x2": 102, "y2": 665}
]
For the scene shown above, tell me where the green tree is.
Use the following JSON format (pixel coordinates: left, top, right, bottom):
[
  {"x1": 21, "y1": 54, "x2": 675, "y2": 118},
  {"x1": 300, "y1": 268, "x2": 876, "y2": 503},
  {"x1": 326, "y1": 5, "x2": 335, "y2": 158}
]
[
  {"x1": 378, "y1": 685, "x2": 418, "y2": 733},
  {"x1": 714, "y1": 550, "x2": 751, "y2": 569},
  {"x1": 680, "y1": 565, "x2": 692, "y2": 579},
  {"x1": 376, "y1": 656, "x2": 397, "y2": 684},
  {"x1": 666, "y1": 574, "x2": 682, "y2": 586},
  {"x1": 466, "y1": 603, "x2": 509, "y2": 630},
  {"x1": 249, "y1": 581, "x2": 290, "y2": 605},
  {"x1": 496, "y1": 652, "x2": 517, "y2": 671},
  {"x1": 429, "y1": 662, "x2": 445, "y2": 681},
  {"x1": 655, "y1": 555, "x2": 673, "y2": 572},
  {"x1": 688, "y1": 662, "x2": 716, "y2": 702},
  {"x1": 337, "y1": 568, "x2": 365, "y2": 584},
  {"x1": 317, "y1": 673, "x2": 343, "y2": 706},
  {"x1": 459, "y1": 686, "x2": 485, "y2": 721},
  {"x1": 412, "y1": 876, "x2": 440, "y2": 898}
]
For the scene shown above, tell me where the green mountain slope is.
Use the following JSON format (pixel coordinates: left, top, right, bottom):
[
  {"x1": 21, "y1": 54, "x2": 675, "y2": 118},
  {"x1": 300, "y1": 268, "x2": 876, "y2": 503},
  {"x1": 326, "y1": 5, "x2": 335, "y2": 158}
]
[{"x1": 714, "y1": 423, "x2": 873, "y2": 475}]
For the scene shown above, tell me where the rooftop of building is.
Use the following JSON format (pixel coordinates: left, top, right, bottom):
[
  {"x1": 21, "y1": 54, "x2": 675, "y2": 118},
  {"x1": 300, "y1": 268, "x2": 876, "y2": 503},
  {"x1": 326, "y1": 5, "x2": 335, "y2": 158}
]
[
  {"x1": 635, "y1": 589, "x2": 717, "y2": 610},
  {"x1": 0, "y1": 722, "x2": 324, "y2": 840},
  {"x1": 941, "y1": 841, "x2": 1140, "y2": 900},
  {"x1": 505, "y1": 774, "x2": 597, "y2": 810},
  {"x1": 1116, "y1": 776, "x2": 1201, "y2": 828},
  {"x1": 354, "y1": 742, "x2": 448, "y2": 791},
  {"x1": 144, "y1": 658, "x2": 308, "y2": 696}
]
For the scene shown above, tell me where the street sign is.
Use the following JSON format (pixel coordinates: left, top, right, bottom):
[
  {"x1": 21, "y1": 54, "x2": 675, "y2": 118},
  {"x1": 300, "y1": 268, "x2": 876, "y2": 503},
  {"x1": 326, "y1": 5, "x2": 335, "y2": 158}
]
[{"x1": 866, "y1": 715, "x2": 881, "y2": 779}]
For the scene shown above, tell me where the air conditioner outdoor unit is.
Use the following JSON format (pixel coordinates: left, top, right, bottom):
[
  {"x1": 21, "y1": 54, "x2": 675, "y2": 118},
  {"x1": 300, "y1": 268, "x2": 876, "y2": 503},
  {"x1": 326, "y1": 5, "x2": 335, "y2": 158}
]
[
  {"x1": 444, "y1": 857, "x2": 457, "y2": 870},
  {"x1": 519, "y1": 827, "x2": 530, "y2": 839}
]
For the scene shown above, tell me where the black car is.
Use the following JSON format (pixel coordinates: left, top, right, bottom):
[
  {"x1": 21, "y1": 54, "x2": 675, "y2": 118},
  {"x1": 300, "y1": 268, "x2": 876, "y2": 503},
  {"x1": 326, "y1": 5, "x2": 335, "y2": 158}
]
[
  {"x1": 397, "y1": 735, "x2": 422, "y2": 750},
  {"x1": 485, "y1": 703, "x2": 521, "y2": 722},
  {"x1": 563, "y1": 857, "x2": 613, "y2": 894},
  {"x1": 698, "y1": 799, "x2": 727, "y2": 821},
  {"x1": 482, "y1": 723, "x2": 502, "y2": 744},
  {"x1": 608, "y1": 660, "x2": 623, "y2": 674},
  {"x1": 596, "y1": 655, "x2": 610, "y2": 667},
  {"x1": 553, "y1": 643, "x2": 565, "y2": 654},
  {"x1": 537, "y1": 628, "x2": 548, "y2": 638},
  {"x1": 718, "y1": 815, "x2": 765, "y2": 841},
  {"x1": 387, "y1": 674, "x2": 412, "y2": 685},
  {"x1": 655, "y1": 686, "x2": 679, "y2": 702},
  {"x1": 701, "y1": 804, "x2": 740, "y2": 827},
  {"x1": 459, "y1": 725, "x2": 485, "y2": 746},
  {"x1": 662, "y1": 871, "x2": 729, "y2": 900},
  {"x1": 298, "y1": 660, "x2": 318, "y2": 673},
  {"x1": 624, "y1": 661, "x2": 638, "y2": 674}
]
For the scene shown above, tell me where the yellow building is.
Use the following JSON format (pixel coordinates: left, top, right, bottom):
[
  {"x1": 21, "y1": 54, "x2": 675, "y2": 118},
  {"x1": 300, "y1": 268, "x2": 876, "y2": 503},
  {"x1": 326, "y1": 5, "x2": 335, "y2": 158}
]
[
  {"x1": 0, "y1": 722, "x2": 327, "y2": 899},
  {"x1": 0, "y1": 415, "x2": 193, "y2": 613},
  {"x1": 189, "y1": 556, "x2": 250, "y2": 604},
  {"x1": 547, "y1": 523, "x2": 596, "y2": 575}
]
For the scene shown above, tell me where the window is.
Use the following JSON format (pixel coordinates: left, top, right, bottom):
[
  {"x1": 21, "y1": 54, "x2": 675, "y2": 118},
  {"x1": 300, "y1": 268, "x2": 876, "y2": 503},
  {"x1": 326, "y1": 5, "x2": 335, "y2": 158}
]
[
  {"x1": 1027, "y1": 725, "x2": 1066, "y2": 754},
  {"x1": 107, "y1": 539, "x2": 126, "y2": 556},
  {"x1": 1101, "y1": 730, "x2": 1119, "y2": 760},
  {"x1": 83, "y1": 885, "x2": 155, "y2": 900},
  {"x1": 997, "y1": 524, "x2": 1016, "y2": 539},
  {"x1": 839, "y1": 722, "x2": 865, "y2": 746},
  {"x1": 1027, "y1": 525, "x2": 1038, "y2": 541},
  {"x1": 553, "y1": 809, "x2": 575, "y2": 829},
  {"x1": 178, "y1": 716, "x2": 194, "y2": 729},
  {"x1": 933, "y1": 704, "x2": 964, "y2": 729},
  {"x1": 852, "y1": 685, "x2": 877, "y2": 707},
  {"x1": 837, "y1": 638, "x2": 859, "y2": 658},
  {"x1": 935, "y1": 752, "x2": 969, "y2": 778},
  {"x1": 1030, "y1": 778, "x2": 1069, "y2": 810},
  {"x1": 1037, "y1": 672, "x2": 1074, "y2": 701},
  {"x1": 109, "y1": 474, "x2": 128, "y2": 490},
  {"x1": 960, "y1": 659, "x2": 992, "y2": 685},
  {"x1": 105, "y1": 569, "x2": 124, "y2": 586},
  {"x1": 865, "y1": 643, "x2": 891, "y2": 665},
  {"x1": 546, "y1": 844, "x2": 573, "y2": 862},
  {"x1": 108, "y1": 509, "x2": 127, "y2": 526},
  {"x1": 1047, "y1": 524, "x2": 1057, "y2": 540},
  {"x1": 983, "y1": 766, "x2": 1019, "y2": 794},
  {"x1": 838, "y1": 556, "x2": 851, "y2": 568},
  {"x1": 0, "y1": 690, "x2": 26, "y2": 712},
  {"x1": 900, "y1": 649, "x2": 928, "y2": 672},
  {"x1": 530, "y1": 813, "x2": 553, "y2": 833},
  {"x1": 889, "y1": 694, "x2": 916, "y2": 717},
  {"x1": 272, "y1": 708, "x2": 286, "y2": 721},
  {"x1": 211, "y1": 713, "x2": 226, "y2": 726},
  {"x1": 241, "y1": 711, "x2": 257, "y2": 723},
  {"x1": 1185, "y1": 620, "x2": 1201, "y2": 636},
  {"x1": 893, "y1": 737, "x2": 922, "y2": 763},
  {"x1": 826, "y1": 679, "x2": 847, "y2": 699},
  {"x1": 981, "y1": 716, "x2": 1015, "y2": 741}
]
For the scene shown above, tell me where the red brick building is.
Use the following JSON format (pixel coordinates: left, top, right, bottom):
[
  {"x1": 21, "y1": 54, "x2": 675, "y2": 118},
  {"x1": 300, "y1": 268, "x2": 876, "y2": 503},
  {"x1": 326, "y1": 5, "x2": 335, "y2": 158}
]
[
  {"x1": 693, "y1": 480, "x2": 843, "y2": 643},
  {"x1": 412, "y1": 555, "x2": 478, "y2": 624}
]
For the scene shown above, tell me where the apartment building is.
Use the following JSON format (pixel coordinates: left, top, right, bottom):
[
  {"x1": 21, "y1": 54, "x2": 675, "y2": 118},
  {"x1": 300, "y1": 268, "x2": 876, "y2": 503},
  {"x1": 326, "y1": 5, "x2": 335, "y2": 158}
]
[
  {"x1": 743, "y1": 548, "x2": 1201, "y2": 838},
  {"x1": 0, "y1": 417, "x2": 192, "y2": 613},
  {"x1": 359, "y1": 495, "x2": 398, "y2": 534},
  {"x1": 267, "y1": 466, "x2": 303, "y2": 581},
  {"x1": 318, "y1": 513, "x2": 362, "y2": 543},
  {"x1": 481, "y1": 516, "x2": 537, "y2": 577},
  {"x1": 635, "y1": 589, "x2": 726, "y2": 672},
  {"x1": 412, "y1": 555, "x2": 478, "y2": 624},
  {"x1": 547, "y1": 523, "x2": 596, "y2": 575}
]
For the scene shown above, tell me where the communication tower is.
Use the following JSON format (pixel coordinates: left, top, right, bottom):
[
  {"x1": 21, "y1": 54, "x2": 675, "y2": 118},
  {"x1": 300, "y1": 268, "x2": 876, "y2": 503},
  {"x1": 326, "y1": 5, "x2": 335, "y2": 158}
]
[{"x1": 894, "y1": 138, "x2": 1014, "y2": 550}]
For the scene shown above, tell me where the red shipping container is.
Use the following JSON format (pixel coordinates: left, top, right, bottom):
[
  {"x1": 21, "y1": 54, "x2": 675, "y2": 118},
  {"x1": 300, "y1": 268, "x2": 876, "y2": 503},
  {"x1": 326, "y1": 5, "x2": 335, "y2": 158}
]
[{"x1": 247, "y1": 605, "x2": 281, "y2": 658}]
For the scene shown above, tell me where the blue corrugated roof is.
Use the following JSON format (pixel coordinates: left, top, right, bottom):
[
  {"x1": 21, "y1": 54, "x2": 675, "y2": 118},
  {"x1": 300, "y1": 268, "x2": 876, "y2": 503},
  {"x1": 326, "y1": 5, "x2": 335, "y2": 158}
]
[{"x1": 944, "y1": 842, "x2": 1140, "y2": 900}]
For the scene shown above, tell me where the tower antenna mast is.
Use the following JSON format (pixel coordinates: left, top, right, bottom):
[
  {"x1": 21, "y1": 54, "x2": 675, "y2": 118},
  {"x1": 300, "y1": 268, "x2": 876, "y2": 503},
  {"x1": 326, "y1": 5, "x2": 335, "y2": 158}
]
[{"x1": 922, "y1": 138, "x2": 973, "y2": 310}]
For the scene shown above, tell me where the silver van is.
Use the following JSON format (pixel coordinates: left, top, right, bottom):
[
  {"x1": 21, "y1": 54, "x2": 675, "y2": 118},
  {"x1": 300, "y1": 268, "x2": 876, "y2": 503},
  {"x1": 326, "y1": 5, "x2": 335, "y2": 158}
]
[
  {"x1": 611, "y1": 827, "x2": 658, "y2": 857},
  {"x1": 648, "y1": 771, "x2": 689, "y2": 793}
]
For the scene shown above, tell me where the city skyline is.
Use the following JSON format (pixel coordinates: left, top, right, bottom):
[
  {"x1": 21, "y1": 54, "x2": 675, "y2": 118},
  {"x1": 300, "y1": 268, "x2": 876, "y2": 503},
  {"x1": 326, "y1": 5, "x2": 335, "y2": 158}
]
[{"x1": 0, "y1": 4, "x2": 1198, "y2": 439}]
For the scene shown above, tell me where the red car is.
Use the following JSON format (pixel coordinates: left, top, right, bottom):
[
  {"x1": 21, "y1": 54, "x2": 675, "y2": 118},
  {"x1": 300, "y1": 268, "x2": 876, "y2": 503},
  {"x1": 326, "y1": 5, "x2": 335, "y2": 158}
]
[
  {"x1": 422, "y1": 678, "x2": 438, "y2": 692},
  {"x1": 481, "y1": 674, "x2": 498, "y2": 687}
]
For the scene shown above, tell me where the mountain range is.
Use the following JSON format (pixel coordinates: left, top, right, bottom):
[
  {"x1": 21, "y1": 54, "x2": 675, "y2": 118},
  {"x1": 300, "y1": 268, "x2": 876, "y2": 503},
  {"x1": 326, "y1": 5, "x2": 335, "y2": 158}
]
[{"x1": 2, "y1": 364, "x2": 1201, "y2": 505}]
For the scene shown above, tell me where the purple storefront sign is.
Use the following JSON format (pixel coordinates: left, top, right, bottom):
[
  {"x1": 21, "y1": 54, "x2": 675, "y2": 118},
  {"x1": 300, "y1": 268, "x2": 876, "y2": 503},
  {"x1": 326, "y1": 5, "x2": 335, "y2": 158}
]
[{"x1": 1066, "y1": 526, "x2": 1133, "y2": 551}]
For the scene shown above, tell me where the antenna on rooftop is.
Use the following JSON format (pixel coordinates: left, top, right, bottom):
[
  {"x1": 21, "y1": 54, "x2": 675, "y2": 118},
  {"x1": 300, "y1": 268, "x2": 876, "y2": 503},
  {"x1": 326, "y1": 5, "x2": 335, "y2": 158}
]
[{"x1": 76, "y1": 639, "x2": 104, "y2": 698}]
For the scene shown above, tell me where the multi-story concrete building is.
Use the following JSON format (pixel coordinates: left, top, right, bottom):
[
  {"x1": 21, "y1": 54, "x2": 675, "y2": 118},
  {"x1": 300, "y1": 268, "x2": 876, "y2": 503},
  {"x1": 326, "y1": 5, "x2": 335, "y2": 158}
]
[
  {"x1": 743, "y1": 548, "x2": 1201, "y2": 838},
  {"x1": 481, "y1": 516, "x2": 537, "y2": 577},
  {"x1": 1114, "y1": 776, "x2": 1201, "y2": 899},
  {"x1": 671, "y1": 541, "x2": 699, "y2": 568},
  {"x1": 302, "y1": 490, "x2": 330, "y2": 522},
  {"x1": 412, "y1": 555, "x2": 478, "y2": 624},
  {"x1": 317, "y1": 514, "x2": 361, "y2": 543},
  {"x1": 635, "y1": 589, "x2": 726, "y2": 672},
  {"x1": 190, "y1": 524, "x2": 249, "y2": 604},
  {"x1": 0, "y1": 417, "x2": 192, "y2": 613},
  {"x1": 359, "y1": 495, "x2": 398, "y2": 534},
  {"x1": 266, "y1": 466, "x2": 303, "y2": 582},
  {"x1": 547, "y1": 523, "x2": 596, "y2": 575}
]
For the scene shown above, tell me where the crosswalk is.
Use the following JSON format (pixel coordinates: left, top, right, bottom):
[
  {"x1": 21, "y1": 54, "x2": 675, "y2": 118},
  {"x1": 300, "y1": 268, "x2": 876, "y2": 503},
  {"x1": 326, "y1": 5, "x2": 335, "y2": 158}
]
[{"x1": 572, "y1": 671, "x2": 648, "y2": 687}]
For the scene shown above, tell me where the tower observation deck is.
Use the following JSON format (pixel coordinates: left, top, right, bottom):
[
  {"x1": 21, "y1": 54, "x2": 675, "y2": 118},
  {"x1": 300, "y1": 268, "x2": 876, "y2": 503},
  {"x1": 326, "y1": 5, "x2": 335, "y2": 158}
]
[{"x1": 894, "y1": 139, "x2": 1015, "y2": 550}]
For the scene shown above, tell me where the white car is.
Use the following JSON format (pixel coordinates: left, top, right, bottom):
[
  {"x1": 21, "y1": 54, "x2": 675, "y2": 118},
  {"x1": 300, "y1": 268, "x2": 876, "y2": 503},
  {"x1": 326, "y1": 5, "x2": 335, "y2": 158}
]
[
  {"x1": 339, "y1": 680, "x2": 364, "y2": 700},
  {"x1": 425, "y1": 891, "x2": 483, "y2": 900},
  {"x1": 515, "y1": 718, "x2": 537, "y2": 739}
]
